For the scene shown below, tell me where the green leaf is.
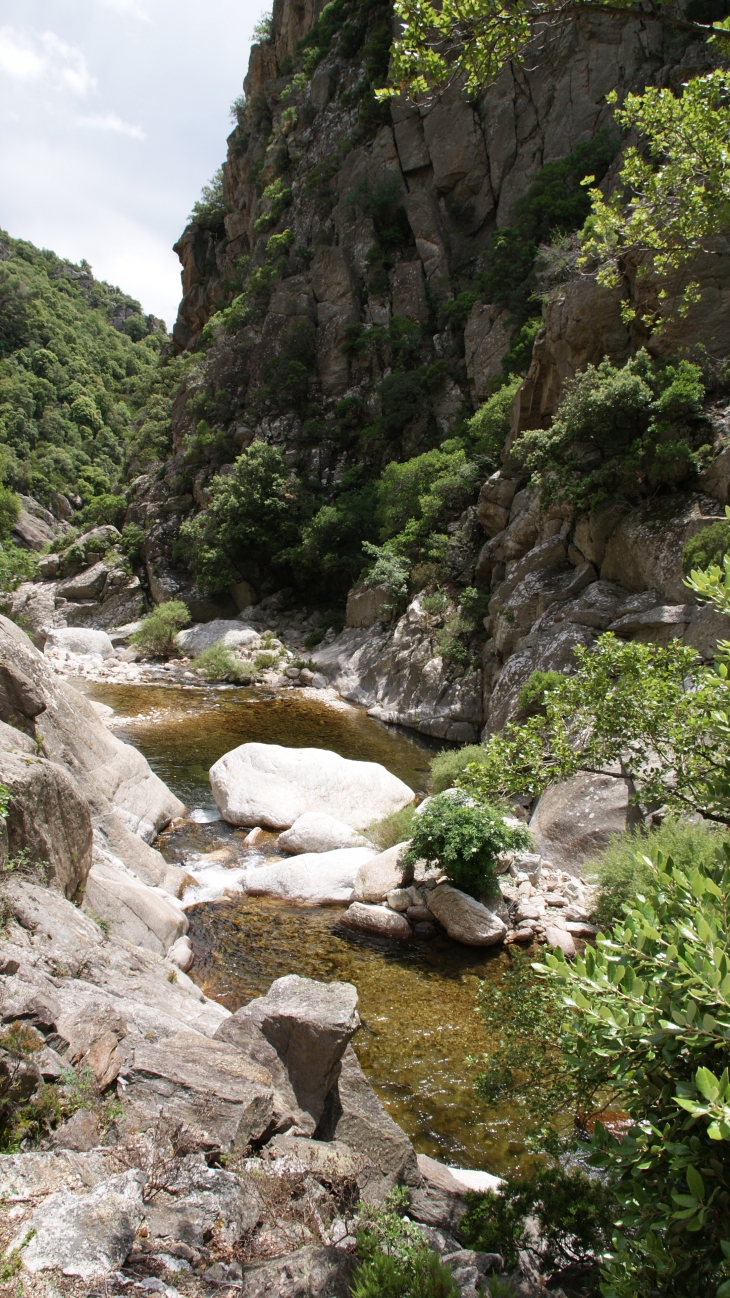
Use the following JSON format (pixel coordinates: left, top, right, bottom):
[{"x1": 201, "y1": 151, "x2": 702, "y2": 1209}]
[
  {"x1": 686, "y1": 1165, "x2": 705, "y2": 1200},
  {"x1": 696, "y1": 1066, "x2": 720, "y2": 1101}
]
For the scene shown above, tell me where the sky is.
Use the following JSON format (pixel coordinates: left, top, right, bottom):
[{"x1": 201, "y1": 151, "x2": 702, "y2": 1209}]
[{"x1": 0, "y1": 0, "x2": 266, "y2": 329}]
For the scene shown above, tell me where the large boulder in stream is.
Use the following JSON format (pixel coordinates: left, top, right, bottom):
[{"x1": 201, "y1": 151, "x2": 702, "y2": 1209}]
[
  {"x1": 427, "y1": 884, "x2": 507, "y2": 946},
  {"x1": 209, "y1": 742, "x2": 415, "y2": 830},
  {"x1": 243, "y1": 846, "x2": 376, "y2": 904}
]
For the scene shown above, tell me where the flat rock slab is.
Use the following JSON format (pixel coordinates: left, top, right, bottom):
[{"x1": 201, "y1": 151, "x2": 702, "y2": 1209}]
[
  {"x1": 340, "y1": 901, "x2": 412, "y2": 940},
  {"x1": 427, "y1": 885, "x2": 507, "y2": 946},
  {"x1": 277, "y1": 811, "x2": 369, "y2": 854},
  {"x1": 209, "y1": 742, "x2": 415, "y2": 830},
  {"x1": 14, "y1": 1169, "x2": 145, "y2": 1278},
  {"x1": 243, "y1": 846, "x2": 375, "y2": 904}
]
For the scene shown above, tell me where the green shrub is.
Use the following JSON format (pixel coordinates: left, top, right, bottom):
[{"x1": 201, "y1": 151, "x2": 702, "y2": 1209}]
[
  {"x1": 465, "y1": 378, "x2": 521, "y2": 458},
  {"x1": 430, "y1": 745, "x2": 489, "y2": 792},
  {"x1": 79, "y1": 492, "x2": 126, "y2": 530},
  {"x1": 0, "y1": 543, "x2": 37, "y2": 594},
  {"x1": 120, "y1": 522, "x2": 145, "y2": 567},
  {"x1": 403, "y1": 790, "x2": 531, "y2": 897},
  {"x1": 130, "y1": 600, "x2": 190, "y2": 657},
  {"x1": 515, "y1": 350, "x2": 708, "y2": 508},
  {"x1": 253, "y1": 649, "x2": 282, "y2": 671},
  {"x1": 461, "y1": 1169, "x2": 615, "y2": 1292},
  {"x1": 189, "y1": 166, "x2": 228, "y2": 229},
  {"x1": 192, "y1": 644, "x2": 253, "y2": 683},
  {"x1": 421, "y1": 589, "x2": 448, "y2": 615},
  {"x1": 590, "y1": 816, "x2": 724, "y2": 930},
  {"x1": 351, "y1": 1190, "x2": 459, "y2": 1298},
  {"x1": 682, "y1": 518, "x2": 730, "y2": 575},
  {"x1": 516, "y1": 669, "x2": 563, "y2": 715},
  {"x1": 366, "y1": 803, "x2": 417, "y2": 850},
  {"x1": 360, "y1": 542, "x2": 410, "y2": 603},
  {"x1": 0, "y1": 483, "x2": 20, "y2": 542}
]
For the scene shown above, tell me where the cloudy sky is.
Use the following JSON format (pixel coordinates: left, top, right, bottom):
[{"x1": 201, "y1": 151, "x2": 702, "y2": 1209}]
[{"x1": 0, "y1": 0, "x2": 265, "y2": 329}]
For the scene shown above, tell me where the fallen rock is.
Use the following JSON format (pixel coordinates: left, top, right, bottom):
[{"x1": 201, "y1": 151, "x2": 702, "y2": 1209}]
[
  {"x1": 13, "y1": 1169, "x2": 146, "y2": 1278},
  {"x1": 238, "y1": 1244, "x2": 355, "y2": 1297},
  {"x1": 544, "y1": 925, "x2": 577, "y2": 957},
  {"x1": 340, "y1": 902, "x2": 412, "y2": 939},
  {"x1": 216, "y1": 975, "x2": 359, "y2": 1135},
  {"x1": 529, "y1": 771, "x2": 632, "y2": 874},
  {"x1": 427, "y1": 885, "x2": 507, "y2": 946},
  {"x1": 353, "y1": 841, "x2": 413, "y2": 901},
  {"x1": 45, "y1": 627, "x2": 115, "y2": 659},
  {"x1": 56, "y1": 560, "x2": 109, "y2": 602},
  {"x1": 143, "y1": 1156, "x2": 260, "y2": 1247},
  {"x1": 243, "y1": 846, "x2": 376, "y2": 904},
  {"x1": 277, "y1": 811, "x2": 369, "y2": 854},
  {"x1": 209, "y1": 742, "x2": 415, "y2": 830}
]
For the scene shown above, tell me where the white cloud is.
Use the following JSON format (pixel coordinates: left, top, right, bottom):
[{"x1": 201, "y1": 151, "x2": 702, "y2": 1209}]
[
  {"x1": 96, "y1": 0, "x2": 152, "y2": 20},
  {"x1": 76, "y1": 111, "x2": 146, "y2": 140},
  {"x1": 0, "y1": 27, "x2": 96, "y2": 96}
]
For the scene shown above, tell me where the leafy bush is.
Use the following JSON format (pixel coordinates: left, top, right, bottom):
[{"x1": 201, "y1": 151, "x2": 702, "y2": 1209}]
[
  {"x1": 514, "y1": 349, "x2": 708, "y2": 509},
  {"x1": 430, "y1": 745, "x2": 489, "y2": 792},
  {"x1": 0, "y1": 483, "x2": 20, "y2": 542},
  {"x1": 465, "y1": 378, "x2": 520, "y2": 458},
  {"x1": 516, "y1": 668, "x2": 563, "y2": 715},
  {"x1": 421, "y1": 589, "x2": 448, "y2": 615},
  {"x1": 403, "y1": 789, "x2": 531, "y2": 897},
  {"x1": 0, "y1": 543, "x2": 38, "y2": 595},
  {"x1": 189, "y1": 166, "x2": 228, "y2": 229},
  {"x1": 366, "y1": 803, "x2": 417, "y2": 850},
  {"x1": 192, "y1": 644, "x2": 253, "y2": 683},
  {"x1": 119, "y1": 522, "x2": 145, "y2": 567},
  {"x1": 130, "y1": 600, "x2": 190, "y2": 657},
  {"x1": 351, "y1": 1189, "x2": 459, "y2": 1298},
  {"x1": 589, "y1": 816, "x2": 723, "y2": 930},
  {"x1": 360, "y1": 542, "x2": 410, "y2": 603},
  {"x1": 683, "y1": 518, "x2": 730, "y2": 575},
  {"x1": 461, "y1": 1169, "x2": 615, "y2": 1292},
  {"x1": 79, "y1": 492, "x2": 126, "y2": 530}
]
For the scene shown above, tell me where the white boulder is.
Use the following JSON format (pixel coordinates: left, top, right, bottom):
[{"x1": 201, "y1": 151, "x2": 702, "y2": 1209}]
[
  {"x1": 45, "y1": 627, "x2": 115, "y2": 659},
  {"x1": 353, "y1": 842, "x2": 413, "y2": 902},
  {"x1": 427, "y1": 884, "x2": 507, "y2": 946},
  {"x1": 340, "y1": 902, "x2": 412, "y2": 939},
  {"x1": 243, "y1": 846, "x2": 376, "y2": 904},
  {"x1": 209, "y1": 742, "x2": 415, "y2": 830},
  {"x1": 277, "y1": 812, "x2": 369, "y2": 854},
  {"x1": 175, "y1": 620, "x2": 261, "y2": 656}
]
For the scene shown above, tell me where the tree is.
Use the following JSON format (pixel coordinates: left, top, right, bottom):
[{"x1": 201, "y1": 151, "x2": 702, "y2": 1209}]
[
  {"x1": 402, "y1": 789, "x2": 531, "y2": 896},
  {"x1": 459, "y1": 633, "x2": 730, "y2": 826},
  {"x1": 381, "y1": 0, "x2": 730, "y2": 101}
]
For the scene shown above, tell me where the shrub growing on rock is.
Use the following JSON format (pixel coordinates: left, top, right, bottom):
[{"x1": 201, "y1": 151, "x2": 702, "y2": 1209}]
[
  {"x1": 682, "y1": 518, "x2": 730, "y2": 575},
  {"x1": 130, "y1": 600, "x2": 190, "y2": 657},
  {"x1": 403, "y1": 790, "x2": 531, "y2": 897},
  {"x1": 351, "y1": 1190, "x2": 459, "y2": 1298},
  {"x1": 192, "y1": 644, "x2": 253, "y2": 683}
]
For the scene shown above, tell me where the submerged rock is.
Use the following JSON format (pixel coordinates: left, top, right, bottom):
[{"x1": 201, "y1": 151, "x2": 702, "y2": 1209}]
[{"x1": 209, "y1": 741, "x2": 415, "y2": 830}]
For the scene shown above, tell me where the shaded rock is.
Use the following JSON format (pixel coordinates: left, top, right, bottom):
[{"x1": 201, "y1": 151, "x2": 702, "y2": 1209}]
[
  {"x1": 277, "y1": 812, "x2": 369, "y2": 854},
  {"x1": 210, "y1": 742, "x2": 414, "y2": 830},
  {"x1": 51, "y1": 1107, "x2": 101, "y2": 1152},
  {"x1": 14, "y1": 1169, "x2": 146, "y2": 1278},
  {"x1": 45, "y1": 627, "x2": 115, "y2": 658},
  {"x1": 216, "y1": 975, "x2": 359, "y2": 1136},
  {"x1": 340, "y1": 902, "x2": 412, "y2": 940},
  {"x1": 243, "y1": 846, "x2": 375, "y2": 904},
  {"x1": 529, "y1": 771, "x2": 632, "y2": 874},
  {"x1": 353, "y1": 841, "x2": 413, "y2": 902},
  {"x1": 12, "y1": 501, "x2": 58, "y2": 551},
  {"x1": 345, "y1": 584, "x2": 393, "y2": 629},
  {"x1": 57, "y1": 560, "x2": 109, "y2": 602},
  {"x1": 0, "y1": 738, "x2": 93, "y2": 899},
  {"x1": 684, "y1": 602, "x2": 730, "y2": 659},
  {"x1": 427, "y1": 885, "x2": 507, "y2": 946},
  {"x1": 608, "y1": 602, "x2": 693, "y2": 644},
  {"x1": 315, "y1": 1044, "x2": 419, "y2": 1186},
  {"x1": 238, "y1": 1245, "x2": 355, "y2": 1297}
]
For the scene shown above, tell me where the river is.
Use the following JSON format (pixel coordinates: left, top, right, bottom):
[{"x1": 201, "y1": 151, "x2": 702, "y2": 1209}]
[{"x1": 80, "y1": 680, "x2": 531, "y2": 1176}]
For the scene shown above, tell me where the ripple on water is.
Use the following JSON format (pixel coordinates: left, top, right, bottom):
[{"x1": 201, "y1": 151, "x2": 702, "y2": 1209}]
[{"x1": 80, "y1": 681, "x2": 535, "y2": 1177}]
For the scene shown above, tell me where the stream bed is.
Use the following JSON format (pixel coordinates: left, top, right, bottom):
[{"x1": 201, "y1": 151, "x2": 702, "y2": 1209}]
[{"x1": 81, "y1": 680, "x2": 530, "y2": 1176}]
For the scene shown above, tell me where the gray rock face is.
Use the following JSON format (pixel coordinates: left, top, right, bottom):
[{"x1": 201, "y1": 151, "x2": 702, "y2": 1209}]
[
  {"x1": 238, "y1": 1245, "x2": 355, "y2": 1297},
  {"x1": 175, "y1": 619, "x2": 261, "y2": 655},
  {"x1": 210, "y1": 742, "x2": 414, "y2": 830},
  {"x1": 277, "y1": 811, "x2": 369, "y2": 854},
  {"x1": 315, "y1": 1044, "x2": 419, "y2": 1186},
  {"x1": 353, "y1": 841, "x2": 413, "y2": 901},
  {"x1": 216, "y1": 975, "x2": 360, "y2": 1135},
  {"x1": 345, "y1": 584, "x2": 393, "y2": 629},
  {"x1": 340, "y1": 901, "x2": 412, "y2": 940},
  {"x1": 84, "y1": 857, "x2": 189, "y2": 954},
  {"x1": 529, "y1": 771, "x2": 633, "y2": 874},
  {"x1": 427, "y1": 885, "x2": 507, "y2": 946},
  {"x1": 14, "y1": 1169, "x2": 146, "y2": 1277}
]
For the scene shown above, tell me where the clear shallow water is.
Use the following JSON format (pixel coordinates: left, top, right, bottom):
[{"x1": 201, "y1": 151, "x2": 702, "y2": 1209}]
[{"x1": 82, "y1": 681, "x2": 532, "y2": 1175}]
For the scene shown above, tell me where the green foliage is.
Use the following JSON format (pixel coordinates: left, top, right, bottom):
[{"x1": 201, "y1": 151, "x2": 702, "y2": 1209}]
[
  {"x1": 192, "y1": 644, "x2": 253, "y2": 683},
  {"x1": 459, "y1": 633, "x2": 730, "y2": 826},
  {"x1": 465, "y1": 378, "x2": 520, "y2": 457},
  {"x1": 297, "y1": 480, "x2": 379, "y2": 588},
  {"x1": 252, "y1": 9, "x2": 273, "y2": 42},
  {"x1": 501, "y1": 316, "x2": 541, "y2": 379},
  {"x1": 351, "y1": 1190, "x2": 459, "y2": 1298},
  {"x1": 0, "y1": 783, "x2": 10, "y2": 818},
  {"x1": 179, "y1": 442, "x2": 303, "y2": 594},
  {"x1": 130, "y1": 600, "x2": 190, "y2": 658},
  {"x1": 516, "y1": 669, "x2": 563, "y2": 715},
  {"x1": 376, "y1": 447, "x2": 483, "y2": 572},
  {"x1": 421, "y1": 588, "x2": 448, "y2": 615},
  {"x1": 583, "y1": 72, "x2": 730, "y2": 327},
  {"x1": 590, "y1": 816, "x2": 723, "y2": 930},
  {"x1": 189, "y1": 166, "x2": 228, "y2": 229},
  {"x1": 360, "y1": 541, "x2": 411, "y2": 603},
  {"x1": 366, "y1": 803, "x2": 417, "y2": 850},
  {"x1": 0, "y1": 484, "x2": 19, "y2": 542},
  {"x1": 79, "y1": 492, "x2": 126, "y2": 530},
  {"x1": 254, "y1": 177, "x2": 293, "y2": 233},
  {"x1": 683, "y1": 519, "x2": 730, "y2": 576},
  {"x1": 403, "y1": 789, "x2": 531, "y2": 897},
  {"x1": 119, "y1": 521, "x2": 145, "y2": 567},
  {"x1": 0, "y1": 230, "x2": 166, "y2": 505},
  {"x1": 429, "y1": 744, "x2": 489, "y2": 792},
  {"x1": 545, "y1": 846, "x2": 730, "y2": 1296},
  {"x1": 461, "y1": 1169, "x2": 615, "y2": 1289},
  {"x1": 514, "y1": 350, "x2": 708, "y2": 509},
  {"x1": 0, "y1": 543, "x2": 38, "y2": 595}
]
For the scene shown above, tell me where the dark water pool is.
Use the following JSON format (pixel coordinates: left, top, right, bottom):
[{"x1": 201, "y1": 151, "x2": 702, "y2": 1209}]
[{"x1": 81, "y1": 681, "x2": 531, "y2": 1175}]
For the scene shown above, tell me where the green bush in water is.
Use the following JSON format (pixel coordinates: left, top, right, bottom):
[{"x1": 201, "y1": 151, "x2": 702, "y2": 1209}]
[
  {"x1": 130, "y1": 600, "x2": 190, "y2": 657},
  {"x1": 403, "y1": 790, "x2": 531, "y2": 897},
  {"x1": 429, "y1": 745, "x2": 489, "y2": 792},
  {"x1": 192, "y1": 643, "x2": 253, "y2": 683},
  {"x1": 589, "y1": 815, "x2": 724, "y2": 930}
]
